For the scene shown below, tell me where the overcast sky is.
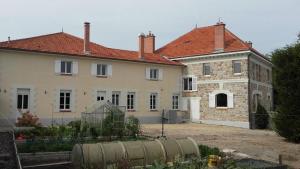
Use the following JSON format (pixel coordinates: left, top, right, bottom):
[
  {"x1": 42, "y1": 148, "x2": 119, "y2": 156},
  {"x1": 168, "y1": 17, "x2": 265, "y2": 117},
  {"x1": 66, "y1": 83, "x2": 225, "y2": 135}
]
[{"x1": 1, "y1": 0, "x2": 300, "y2": 54}]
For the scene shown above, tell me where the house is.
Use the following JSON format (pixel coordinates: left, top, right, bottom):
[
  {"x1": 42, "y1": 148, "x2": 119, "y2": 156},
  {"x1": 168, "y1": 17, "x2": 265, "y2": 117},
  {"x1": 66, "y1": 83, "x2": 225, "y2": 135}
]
[{"x1": 0, "y1": 22, "x2": 272, "y2": 128}]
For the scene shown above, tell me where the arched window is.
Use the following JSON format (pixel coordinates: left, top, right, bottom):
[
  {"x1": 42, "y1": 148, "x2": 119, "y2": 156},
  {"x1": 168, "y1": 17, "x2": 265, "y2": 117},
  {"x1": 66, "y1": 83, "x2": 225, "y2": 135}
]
[{"x1": 216, "y1": 93, "x2": 227, "y2": 107}]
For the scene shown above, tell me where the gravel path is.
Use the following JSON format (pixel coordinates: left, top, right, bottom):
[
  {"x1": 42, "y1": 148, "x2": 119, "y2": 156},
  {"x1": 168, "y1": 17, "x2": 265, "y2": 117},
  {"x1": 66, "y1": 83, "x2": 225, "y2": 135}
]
[
  {"x1": 0, "y1": 132, "x2": 18, "y2": 169},
  {"x1": 142, "y1": 123, "x2": 300, "y2": 169}
]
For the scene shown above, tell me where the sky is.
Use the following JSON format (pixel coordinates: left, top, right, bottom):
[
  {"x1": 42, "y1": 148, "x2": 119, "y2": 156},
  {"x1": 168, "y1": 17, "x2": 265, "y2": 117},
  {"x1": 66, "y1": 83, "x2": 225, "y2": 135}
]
[{"x1": 1, "y1": 0, "x2": 300, "y2": 55}]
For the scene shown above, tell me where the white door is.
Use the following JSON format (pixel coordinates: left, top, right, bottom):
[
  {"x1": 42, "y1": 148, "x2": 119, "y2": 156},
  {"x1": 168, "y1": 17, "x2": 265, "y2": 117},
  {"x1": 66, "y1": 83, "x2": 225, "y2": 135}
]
[{"x1": 190, "y1": 97, "x2": 201, "y2": 122}]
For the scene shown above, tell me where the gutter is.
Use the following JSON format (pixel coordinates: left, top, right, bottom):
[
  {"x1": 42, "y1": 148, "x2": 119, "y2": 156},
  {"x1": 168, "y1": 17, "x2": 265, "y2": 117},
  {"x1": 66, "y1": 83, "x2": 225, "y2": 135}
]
[{"x1": 0, "y1": 47, "x2": 184, "y2": 67}]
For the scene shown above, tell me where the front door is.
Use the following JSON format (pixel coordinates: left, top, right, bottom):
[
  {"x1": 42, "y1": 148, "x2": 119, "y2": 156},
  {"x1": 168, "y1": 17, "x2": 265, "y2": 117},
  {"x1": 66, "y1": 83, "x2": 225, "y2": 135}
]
[{"x1": 190, "y1": 97, "x2": 201, "y2": 122}]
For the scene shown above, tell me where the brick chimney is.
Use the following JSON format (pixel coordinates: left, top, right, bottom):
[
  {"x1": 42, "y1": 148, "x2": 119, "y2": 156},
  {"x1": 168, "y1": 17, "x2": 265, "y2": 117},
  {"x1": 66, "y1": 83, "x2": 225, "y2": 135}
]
[
  {"x1": 138, "y1": 33, "x2": 145, "y2": 59},
  {"x1": 214, "y1": 22, "x2": 225, "y2": 53},
  {"x1": 84, "y1": 22, "x2": 90, "y2": 54},
  {"x1": 144, "y1": 31, "x2": 155, "y2": 53}
]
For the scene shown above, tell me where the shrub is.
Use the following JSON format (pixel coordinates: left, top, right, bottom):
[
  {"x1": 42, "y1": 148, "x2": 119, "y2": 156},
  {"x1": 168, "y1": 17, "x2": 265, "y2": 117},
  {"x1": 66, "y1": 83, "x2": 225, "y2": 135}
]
[
  {"x1": 16, "y1": 112, "x2": 41, "y2": 127},
  {"x1": 254, "y1": 103, "x2": 269, "y2": 129},
  {"x1": 271, "y1": 40, "x2": 300, "y2": 143},
  {"x1": 198, "y1": 145, "x2": 222, "y2": 158},
  {"x1": 125, "y1": 116, "x2": 140, "y2": 137}
]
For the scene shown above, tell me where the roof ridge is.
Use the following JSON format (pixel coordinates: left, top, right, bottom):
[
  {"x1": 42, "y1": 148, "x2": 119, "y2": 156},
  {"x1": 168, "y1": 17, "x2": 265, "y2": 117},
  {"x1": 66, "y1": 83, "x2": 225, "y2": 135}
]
[{"x1": 0, "y1": 32, "x2": 65, "y2": 43}]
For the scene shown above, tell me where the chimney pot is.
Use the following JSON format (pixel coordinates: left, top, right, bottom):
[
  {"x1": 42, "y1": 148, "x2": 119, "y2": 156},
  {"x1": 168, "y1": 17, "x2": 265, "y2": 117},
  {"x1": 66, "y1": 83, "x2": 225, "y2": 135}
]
[
  {"x1": 246, "y1": 41, "x2": 253, "y2": 48},
  {"x1": 214, "y1": 22, "x2": 225, "y2": 53},
  {"x1": 84, "y1": 22, "x2": 90, "y2": 54}
]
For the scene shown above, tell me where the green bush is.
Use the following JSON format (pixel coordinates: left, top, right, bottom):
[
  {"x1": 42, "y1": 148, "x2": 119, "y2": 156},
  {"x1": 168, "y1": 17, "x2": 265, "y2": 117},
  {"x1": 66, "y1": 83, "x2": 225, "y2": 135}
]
[
  {"x1": 271, "y1": 39, "x2": 300, "y2": 143},
  {"x1": 198, "y1": 145, "x2": 222, "y2": 158},
  {"x1": 125, "y1": 116, "x2": 141, "y2": 137},
  {"x1": 254, "y1": 103, "x2": 269, "y2": 129}
]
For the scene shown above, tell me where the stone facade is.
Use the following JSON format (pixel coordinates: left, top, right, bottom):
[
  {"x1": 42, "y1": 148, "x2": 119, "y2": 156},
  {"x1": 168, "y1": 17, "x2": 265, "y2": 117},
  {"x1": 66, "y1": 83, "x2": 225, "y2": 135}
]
[{"x1": 179, "y1": 52, "x2": 272, "y2": 128}]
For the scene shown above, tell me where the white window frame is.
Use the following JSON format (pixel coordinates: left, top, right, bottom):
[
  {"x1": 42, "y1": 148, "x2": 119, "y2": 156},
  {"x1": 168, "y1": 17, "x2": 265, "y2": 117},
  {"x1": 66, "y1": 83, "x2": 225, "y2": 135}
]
[
  {"x1": 232, "y1": 60, "x2": 242, "y2": 75},
  {"x1": 61, "y1": 61, "x2": 73, "y2": 75},
  {"x1": 183, "y1": 76, "x2": 197, "y2": 92},
  {"x1": 17, "y1": 88, "x2": 30, "y2": 111},
  {"x1": 59, "y1": 90, "x2": 72, "y2": 112},
  {"x1": 96, "y1": 64, "x2": 108, "y2": 77},
  {"x1": 203, "y1": 63, "x2": 211, "y2": 76},
  {"x1": 150, "y1": 68, "x2": 159, "y2": 80},
  {"x1": 150, "y1": 93, "x2": 158, "y2": 111},
  {"x1": 127, "y1": 92, "x2": 135, "y2": 111},
  {"x1": 112, "y1": 91, "x2": 120, "y2": 106},
  {"x1": 209, "y1": 90, "x2": 234, "y2": 108},
  {"x1": 96, "y1": 91, "x2": 106, "y2": 102},
  {"x1": 172, "y1": 94, "x2": 179, "y2": 110}
]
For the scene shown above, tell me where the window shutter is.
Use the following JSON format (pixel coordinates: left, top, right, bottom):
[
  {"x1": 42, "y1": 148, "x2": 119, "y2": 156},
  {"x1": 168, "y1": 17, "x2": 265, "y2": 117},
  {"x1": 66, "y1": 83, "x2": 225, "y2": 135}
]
[
  {"x1": 54, "y1": 89, "x2": 60, "y2": 112},
  {"x1": 209, "y1": 93, "x2": 215, "y2": 108},
  {"x1": 145, "y1": 67, "x2": 150, "y2": 80},
  {"x1": 192, "y1": 77, "x2": 197, "y2": 91},
  {"x1": 73, "y1": 61, "x2": 78, "y2": 74},
  {"x1": 156, "y1": 93, "x2": 160, "y2": 110},
  {"x1": 54, "y1": 60, "x2": 61, "y2": 73},
  {"x1": 70, "y1": 89, "x2": 76, "y2": 112},
  {"x1": 228, "y1": 93, "x2": 234, "y2": 108},
  {"x1": 91, "y1": 63, "x2": 97, "y2": 76},
  {"x1": 158, "y1": 69, "x2": 163, "y2": 80},
  {"x1": 134, "y1": 92, "x2": 138, "y2": 111},
  {"x1": 181, "y1": 97, "x2": 188, "y2": 111},
  {"x1": 107, "y1": 64, "x2": 112, "y2": 76},
  {"x1": 120, "y1": 90, "x2": 127, "y2": 107}
]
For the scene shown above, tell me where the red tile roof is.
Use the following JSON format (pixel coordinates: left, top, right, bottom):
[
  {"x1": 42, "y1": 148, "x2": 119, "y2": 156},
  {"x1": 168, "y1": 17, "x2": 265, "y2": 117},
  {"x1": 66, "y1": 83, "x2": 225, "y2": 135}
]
[
  {"x1": 156, "y1": 25, "x2": 263, "y2": 59},
  {"x1": 0, "y1": 32, "x2": 182, "y2": 66}
]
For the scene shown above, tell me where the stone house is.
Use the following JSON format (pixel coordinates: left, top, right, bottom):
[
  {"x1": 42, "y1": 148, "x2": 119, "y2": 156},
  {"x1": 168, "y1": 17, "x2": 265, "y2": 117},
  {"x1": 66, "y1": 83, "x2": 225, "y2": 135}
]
[{"x1": 0, "y1": 22, "x2": 272, "y2": 128}]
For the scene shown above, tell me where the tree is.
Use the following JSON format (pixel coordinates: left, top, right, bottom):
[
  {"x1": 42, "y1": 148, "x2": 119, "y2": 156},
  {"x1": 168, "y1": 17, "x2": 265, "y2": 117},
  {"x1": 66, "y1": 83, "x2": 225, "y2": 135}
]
[{"x1": 271, "y1": 37, "x2": 300, "y2": 143}]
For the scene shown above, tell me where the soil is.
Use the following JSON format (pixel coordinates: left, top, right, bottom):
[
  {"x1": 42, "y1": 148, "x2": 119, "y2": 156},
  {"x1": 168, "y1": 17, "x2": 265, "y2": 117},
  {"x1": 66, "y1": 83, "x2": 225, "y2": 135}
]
[
  {"x1": 142, "y1": 123, "x2": 300, "y2": 169},
  {"x1": 0, "y1": 132, "x2": 18, "y2": 169}
]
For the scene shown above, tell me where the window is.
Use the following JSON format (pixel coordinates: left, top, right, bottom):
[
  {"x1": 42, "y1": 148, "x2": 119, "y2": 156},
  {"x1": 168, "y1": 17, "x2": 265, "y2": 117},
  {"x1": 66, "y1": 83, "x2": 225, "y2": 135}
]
[
  {"x1": 267, "y1": 69, "x2": 270, "y2": 82},
  {"x1": 216, "y1": 93, "x2": 227, "y2": 107},
  {"x1": 61, "y1": 61, "x2": 72, "y2": 74},
  {"x1": 172, "y1": 94, "x2": 179, "y2": 110},
  {"x1": 17, "y1": 89, "x2": 30, "y2": 110},
  {"x1": 233, "y1": 60, "x2": 241, "y2": 74},
  {"x1": 127, "y1": 92, "x2": 135, "y2": 110},
  {"x1": 60, "y1": 90, "x2": 71, "y2": 111},
  {"x1": 146, "y1": 67, "x2": 162, "y2": 80},
  {"x1": 203, "y1": 63, "x2": 211, "y2": 76},
  {"x1": 150, "y1": 68, "x2": 159, "y2": 80},
  {"x1": 97, "y1": 64, "x2": 107, "y2": 76},
  {"x1": 183, "y1": 77, "x2": 197, "y2": 91},
  {"x1": 112, "y1": 91, "x2": 120, "y2": 106},
  {"x1": 255, "y1": 64, "x2": 261, "y2": 81},
  {"x1": 97, "y1": 91, "x2": 106, "y2": 102},
  {"x1": 150, "y1": 93, "x2": 158, "y2": 110}
]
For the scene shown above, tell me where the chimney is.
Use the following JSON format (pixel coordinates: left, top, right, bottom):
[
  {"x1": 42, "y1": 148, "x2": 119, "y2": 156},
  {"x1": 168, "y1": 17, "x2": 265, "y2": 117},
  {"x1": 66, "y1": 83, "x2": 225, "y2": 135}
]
[
  {"x1": 138, "y1": 33, "x2": 145, "y2": 59},
  {"x1": 246, "y1": 41, "x2": 253, "y2": 48},
  {"x1": 144, "y1": 31, "x2": 155, "y2": 53},
  {"x1": 214, "y1": 22, "x2": 225, "y2": 53},
  {"x1": 84, "y1": 22, "x2": 90, "y2": 54}
]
